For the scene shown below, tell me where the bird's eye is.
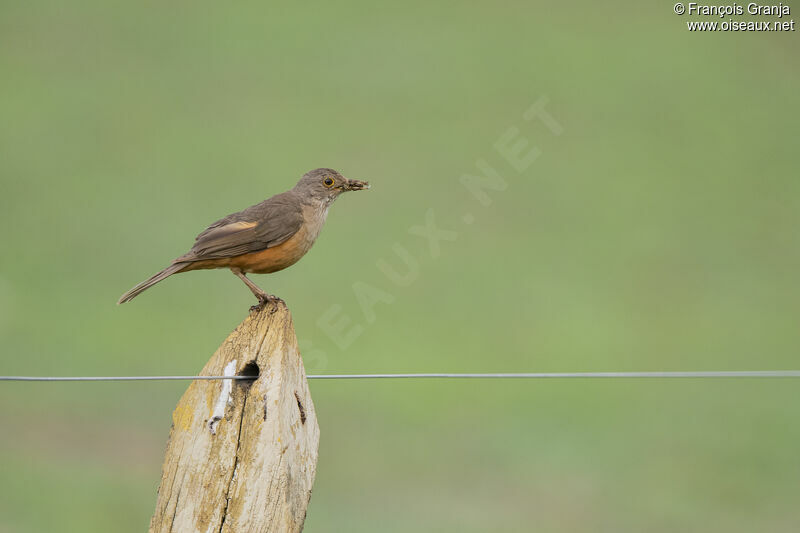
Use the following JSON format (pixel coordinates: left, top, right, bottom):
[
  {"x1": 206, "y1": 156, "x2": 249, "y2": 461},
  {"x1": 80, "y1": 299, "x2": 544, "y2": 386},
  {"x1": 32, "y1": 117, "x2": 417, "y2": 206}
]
[{"x1": 323, "y1": 177, "x2": 335, "y2": 188}]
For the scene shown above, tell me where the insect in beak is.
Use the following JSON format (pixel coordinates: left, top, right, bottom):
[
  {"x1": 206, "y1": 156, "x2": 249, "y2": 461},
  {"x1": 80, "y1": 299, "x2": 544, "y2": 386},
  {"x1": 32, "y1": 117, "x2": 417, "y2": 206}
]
[{"x1": 344, "y1": 179, "x2": 370, "y2": 191}]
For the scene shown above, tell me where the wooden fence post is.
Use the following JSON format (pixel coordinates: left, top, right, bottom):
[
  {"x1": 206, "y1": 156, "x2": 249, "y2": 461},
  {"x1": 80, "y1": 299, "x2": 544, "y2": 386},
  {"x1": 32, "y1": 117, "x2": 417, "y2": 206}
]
[{"x1": 149, "y1": 301, "x2": 320, "y2": 533}]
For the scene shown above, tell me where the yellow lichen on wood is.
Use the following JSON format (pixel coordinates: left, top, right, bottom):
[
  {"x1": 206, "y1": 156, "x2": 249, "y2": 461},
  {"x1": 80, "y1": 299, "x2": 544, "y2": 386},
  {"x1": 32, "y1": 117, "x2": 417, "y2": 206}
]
[{"x1": 171, "y1": 403, "x2": 194, "y2": 432}]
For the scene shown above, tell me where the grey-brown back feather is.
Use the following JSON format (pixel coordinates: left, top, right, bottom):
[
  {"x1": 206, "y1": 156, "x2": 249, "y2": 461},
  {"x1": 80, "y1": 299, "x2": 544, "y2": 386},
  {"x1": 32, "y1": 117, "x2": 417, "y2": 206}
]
[{"x1": 177, "y1": 191, "x2": 304, "y2": 261}]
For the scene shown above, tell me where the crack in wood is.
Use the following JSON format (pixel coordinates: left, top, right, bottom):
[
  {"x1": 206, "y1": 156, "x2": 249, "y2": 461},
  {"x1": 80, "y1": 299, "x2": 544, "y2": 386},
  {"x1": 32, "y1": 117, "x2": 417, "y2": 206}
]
[
  {"x1": 217, "y1": 385, "x2": 250, "y2": 533},
  {"x1": 294, "y1": 391, "x2": 307, "y2": 425}
]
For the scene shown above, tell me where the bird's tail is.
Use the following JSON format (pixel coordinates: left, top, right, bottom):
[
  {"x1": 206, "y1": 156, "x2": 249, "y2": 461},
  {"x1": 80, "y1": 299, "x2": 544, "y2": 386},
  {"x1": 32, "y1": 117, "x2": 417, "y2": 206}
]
[{"x1": 117, "y1": 263, "x2": 186, "y2": 304}]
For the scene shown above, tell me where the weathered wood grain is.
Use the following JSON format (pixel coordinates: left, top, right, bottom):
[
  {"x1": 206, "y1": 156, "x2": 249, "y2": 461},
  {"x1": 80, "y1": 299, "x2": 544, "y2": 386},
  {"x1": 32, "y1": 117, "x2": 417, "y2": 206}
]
[{"x1": 150, "y1": 301, "x2": 320, "y2": 533}]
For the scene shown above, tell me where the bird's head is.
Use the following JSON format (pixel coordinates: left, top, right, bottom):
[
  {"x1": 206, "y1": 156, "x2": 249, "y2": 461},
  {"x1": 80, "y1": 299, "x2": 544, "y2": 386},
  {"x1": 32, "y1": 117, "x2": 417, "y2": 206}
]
[{"x1": 294, "y1": 168, "x2": 370, "y2": 205}]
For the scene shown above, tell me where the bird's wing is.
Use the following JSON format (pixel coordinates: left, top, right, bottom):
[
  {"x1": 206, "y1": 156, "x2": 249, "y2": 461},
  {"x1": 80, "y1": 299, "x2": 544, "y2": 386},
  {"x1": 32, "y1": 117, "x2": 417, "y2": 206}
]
[{"x1": 177, "y1": 192, "x2": 304, "y2": 261}]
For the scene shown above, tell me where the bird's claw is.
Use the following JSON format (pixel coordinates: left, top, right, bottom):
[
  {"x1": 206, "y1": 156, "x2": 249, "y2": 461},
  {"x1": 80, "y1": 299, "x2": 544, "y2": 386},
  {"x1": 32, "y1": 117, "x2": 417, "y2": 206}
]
[{"x1": 250, "y1": 294, "x2": 284, "y2": 313}]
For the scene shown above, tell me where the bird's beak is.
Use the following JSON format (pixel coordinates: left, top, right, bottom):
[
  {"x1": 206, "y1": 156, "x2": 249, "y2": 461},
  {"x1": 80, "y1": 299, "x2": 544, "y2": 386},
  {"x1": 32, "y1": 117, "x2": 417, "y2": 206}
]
[{"x1": 344, "y1": 179, "x2": 370, "y2": 191}]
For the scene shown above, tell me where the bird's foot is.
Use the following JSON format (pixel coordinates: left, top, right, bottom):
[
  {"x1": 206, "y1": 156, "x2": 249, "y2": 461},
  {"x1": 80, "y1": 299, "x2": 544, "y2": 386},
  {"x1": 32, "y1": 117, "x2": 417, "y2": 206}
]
[{"x1": 250, "y1": 293, "x2": 284, "y2": 313}]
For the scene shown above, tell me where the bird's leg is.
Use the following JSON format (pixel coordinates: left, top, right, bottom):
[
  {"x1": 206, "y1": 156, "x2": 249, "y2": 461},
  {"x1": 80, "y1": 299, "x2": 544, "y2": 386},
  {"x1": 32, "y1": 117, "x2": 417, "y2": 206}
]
[{"x1": 230, "y1": 268, "x2": 282, "y2": 309}]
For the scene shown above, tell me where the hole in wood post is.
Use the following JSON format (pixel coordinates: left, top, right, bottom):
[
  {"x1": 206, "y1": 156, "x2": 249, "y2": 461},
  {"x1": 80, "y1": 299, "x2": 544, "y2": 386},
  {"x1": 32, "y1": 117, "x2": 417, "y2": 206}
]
[{"x1": 237, "y1": 361, "x2": 259, "y2": 389}]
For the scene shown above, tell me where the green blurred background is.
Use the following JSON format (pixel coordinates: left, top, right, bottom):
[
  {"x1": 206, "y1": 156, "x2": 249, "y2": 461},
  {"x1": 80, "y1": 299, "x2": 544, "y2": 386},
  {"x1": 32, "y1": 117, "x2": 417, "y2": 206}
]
[{"x1": 1, "y1": 1, "x2": 799, "y2": 531}]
